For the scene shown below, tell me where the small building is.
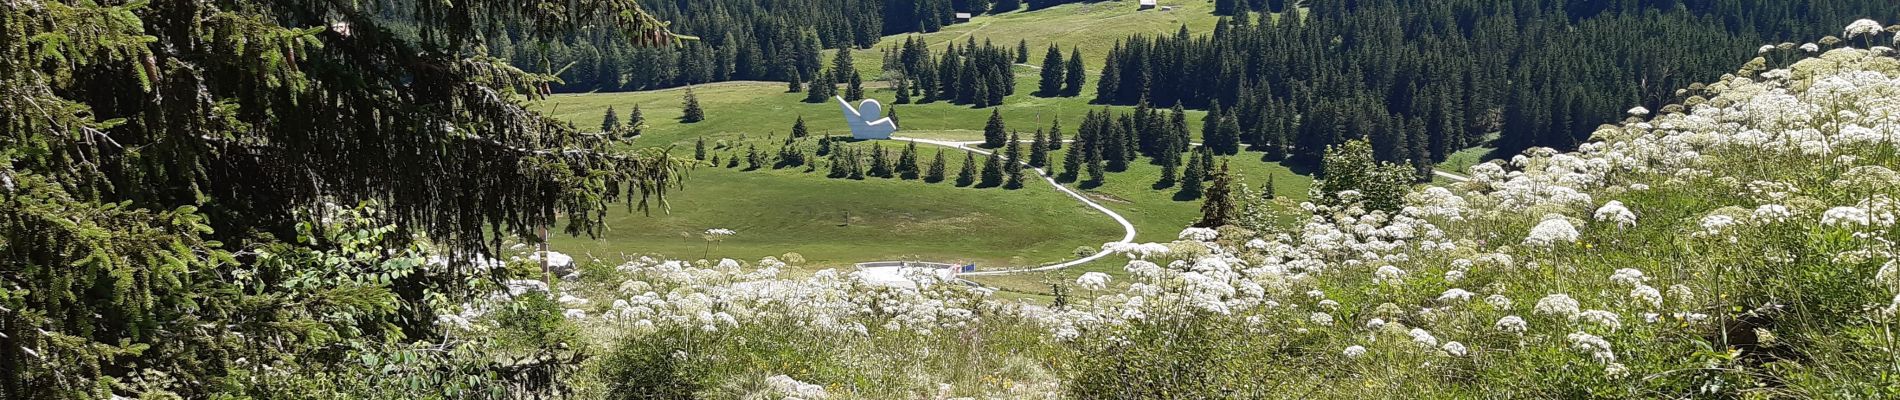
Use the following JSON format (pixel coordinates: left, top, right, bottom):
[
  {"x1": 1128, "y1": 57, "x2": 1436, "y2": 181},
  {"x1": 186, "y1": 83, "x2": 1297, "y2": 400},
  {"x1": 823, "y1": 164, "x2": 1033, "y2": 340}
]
[
  {"x1": 1138, "y1": 0, "x2": 1156, "y2": 10},
  {"x1": 954, "y1": 12, "x2": 972, "y2": 22}
]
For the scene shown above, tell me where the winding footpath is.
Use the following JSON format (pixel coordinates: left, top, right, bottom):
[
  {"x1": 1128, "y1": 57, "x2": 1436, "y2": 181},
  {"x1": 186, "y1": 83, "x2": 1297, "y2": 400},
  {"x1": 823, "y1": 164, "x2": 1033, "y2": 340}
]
[{"x1": 893, "y1": 137, "x2": 1137, "y2": 276}]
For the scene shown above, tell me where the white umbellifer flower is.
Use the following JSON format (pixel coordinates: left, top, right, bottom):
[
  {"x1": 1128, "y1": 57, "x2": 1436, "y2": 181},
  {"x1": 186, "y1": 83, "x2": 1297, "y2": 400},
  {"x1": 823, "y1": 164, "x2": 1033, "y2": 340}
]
[
  {"x1": 1578, "y1": 310, "x2": 1623, "y2": 331},
  {"x1": 1609, "y1": 268, "x2": 1646, "y2": 286},
  {"x1": 1884, "y1": 294, "x2": 1900, "y2": 318},
  {"x1": 1310, "y1": 312, "x2": 1335, "y2": 326},
  {"x1": 1801, "y1": 43, "x2": 1821, "y2": 52},
  {"x1": 1441, "y1": 341, "x2": 1468, "y2": 357},
  {"x1": 1594, "y1": 201, "x2": 1637, "y2": 228},
  {"x1": 1318, "y1": 299, "x2": 1340, "y2": 310},
  {"x1": 1438, "y1": 288, "x2": 1474, "y2": 303},
  {"x1": 1524, "y1": 216, "x2": 1581, "y2": 247},
  {"x1": 1374, "y1": 265, "x2": 1408, "y2": 284},
  {"x1": 1496, "y1": 315, "x2": 1527, "y2": 334},
  {"x1": 1753, "y1": 204, "x2": 1793, "y2": 223},
  {"x1": 1822, "y1": 206, "x2": 1873, "y2": 227},
  {"x1": 1876, "y1": 259, "x2": 1898, "y2": 292},
  {"x1": 1343, "y1": 345, "x2": 1367, "y2": 358},
  {"x1": 1568, "y1": 332, "x2": 1616, "y2": 363},
  {"x1": 1177, "y1": 227, "x2": 1219, "y2": 242},
  {"x1": 1604, "y1": 363, "x2": 1630, "y2": 379},
  {"x1": 765, "y1": 374, "x2": 830, "y2": 399},
  {"x1": 563, "y1": 308, "x2": 587, "y2": 319},
  {"x1": 1699, "y1": 214, "x2": 1739, "y2": 236},
  {"x1": 1845, "y1": 19, "x2": 1884, "y2": 39},
  {"x1": 1631, "y1": 285, "x2": 1663, "y2": 309},
  {"x1": 1054, "y1": 327, "x2": 1080, "y2": 341},
  {"x1": 1758, "y1": 44, "x2": 1776, "y2": 54},
  {"x1": 1535, "y1": 294, "x2": 1582, "y2": 319},
  {"x1": 1627, "y1": 106, "x2": 1650, "y2": 116},
  {"x1": 704, "y1": 228, "x2": 735, "y2": 237},
  {"x1": 1409, "y1": 328, "x2": 1438, "y2": 348},
  {"x1": 1075, "y1": 272, "x2": 1111, "y2": 291},
  {"x1": 1482, "y1": 293, "x2": 1512, "y2": 309},
  {"x1": 1444, "y1": 270, "x2": 1465, "y2": 282},
  {"x1": 1366, "y1": 318, "x2": 1387, "y2": 330}
]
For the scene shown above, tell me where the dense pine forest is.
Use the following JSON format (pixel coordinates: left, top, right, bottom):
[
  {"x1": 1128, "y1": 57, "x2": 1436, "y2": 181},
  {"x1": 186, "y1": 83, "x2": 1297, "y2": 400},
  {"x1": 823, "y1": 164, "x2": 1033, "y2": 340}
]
[
  {"x1": 1091, "y1": 0, "x2": 1900, "y2": 165},
  {"x1": 503, "y1": 0, "x2": 1100, "y2": 92}
]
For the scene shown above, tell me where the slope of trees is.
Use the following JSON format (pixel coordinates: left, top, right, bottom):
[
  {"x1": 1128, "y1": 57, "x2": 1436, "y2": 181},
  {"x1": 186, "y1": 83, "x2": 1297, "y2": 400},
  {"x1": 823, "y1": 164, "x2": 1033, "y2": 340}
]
[
  {"x1": 2, "y1": 0, "x2": 688, "y2": 397},
  {"x1": 1091, "y1": 0, "x2": 1900, "y2": 166}
]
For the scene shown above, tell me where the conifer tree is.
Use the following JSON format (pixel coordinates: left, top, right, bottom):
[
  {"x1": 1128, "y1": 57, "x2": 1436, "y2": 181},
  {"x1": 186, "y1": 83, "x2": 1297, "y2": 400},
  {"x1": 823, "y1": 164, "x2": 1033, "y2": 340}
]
[
  {"x1": 1196, "y1": 161, "x2": 1237, "y2": 227},
  {"x1": 895, "y1": 78, "x2": 912, "y2": 104},
  {"x1": 899, "y1": 141, "x2": 921, "y2": 179},
  {"x1": 832, "y1": 47, "x2": 855, "y2": 83},
  {"x1": 682, "y1": 88, "x2": 706, "y2": 122},
  {"x1": 887, "y1": 105, "x2": 902, "y2": 128},
  {"x1": 626, "y1": 105, "x2": 647, "y2": 138},
  {"x1": 1017, "y1": 39, "x2": 1030, "y2": 63},
  {"x1": 792, "y1": 116, "x2": 810, "y2": 138},
  {"x1": 868, "y1": 143, "x2": 892, "y2": 178},
  {"x1": 817, "y1": 134, "x2": 834, "y2": 156},
  {"x1": 848, "y1": 148, "x2": 866, "y2": 180},
  {"x1": 696, "y1": 137, "x2": 709, "y2": 160},
  {"x1": 1085, "y1": 149, "x2": 1107, "y2": 185},
  {"x1": 1105, "y1": 116, "x2": 1130, "y2": 172},
  {"x1": 1264, "y1": 173, "x2": 1278, "y2": 200},
  {"x1": 805, "y1": 73, "x2": 833, "y2": 103},
  {"x1": 828, "y1": 147, "x2": 849, "y2": 178},
  {"x1": 980, "y1": 150, "x2": 1005, "y2": 188},
  {"x1": 1048, "y1": 117, "x2": 1065, "y2": 150},
  {"x1": 1030, "y1": 129, "x2": 1050, "y2": 167},
  {"x1": 1004, "y1": 132, "x2": 1026, "y2": 188},
  {"x1": 1200, "y1": 147, "x2": 1216, "y2": 180},
  {"x1": 746, "y1": 144, "x2": 764, "y2": 170},
  {"x1": 787, "y1": 68, "x2": 804, "y2": 92},
  {"x1": 845, "y1": 71, "x2": 865, "y2": 101},
  {"x1": 1202, "y1": 99, "x2": 1225, "y2": 153},
  {"x1": 1039, "y1": 45, "x2": 1066, "y2": 96},
  {"x1": 926, "y1": 149, "x2": 949, "y2": 183},
  {"x1": 1156, "y1": 157, "x2": 1179, "y2": 189},
  {"x1": 983, "y1": 109, "x2": 1008, "y2": 148},
  {"x1": 601, "y1": 106, "x2": 620, "y2": 133},
  {"x1": 956, "y1": 151, "x2": 978, "y2": 187},
  {"x1": 1179, "y1": 149, "x2": 1207, "y2": 199},
  {"x1": 1059, "y1": 141, "x2": 1083, "y2": 182},
  {"x1": 1064, "y1": 48, "x2": 1086, "y2": 96},
  {"x1": 1215, "y1": 109, "x2": 1243, "y2": 155}
]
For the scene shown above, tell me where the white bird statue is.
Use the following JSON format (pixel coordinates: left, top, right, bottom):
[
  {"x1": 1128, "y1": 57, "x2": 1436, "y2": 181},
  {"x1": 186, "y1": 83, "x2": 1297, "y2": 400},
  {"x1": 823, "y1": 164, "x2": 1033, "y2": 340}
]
[{"x1": 836, "y1": 96, "x2": 896, "y2": 140}]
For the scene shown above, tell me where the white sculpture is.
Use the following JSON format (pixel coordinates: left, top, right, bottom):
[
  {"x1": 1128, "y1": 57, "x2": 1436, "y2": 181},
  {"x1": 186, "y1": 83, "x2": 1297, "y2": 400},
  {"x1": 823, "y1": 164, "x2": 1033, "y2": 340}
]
[{"x1": 837, "y1": 96, "x2": 897, "y2": 140}]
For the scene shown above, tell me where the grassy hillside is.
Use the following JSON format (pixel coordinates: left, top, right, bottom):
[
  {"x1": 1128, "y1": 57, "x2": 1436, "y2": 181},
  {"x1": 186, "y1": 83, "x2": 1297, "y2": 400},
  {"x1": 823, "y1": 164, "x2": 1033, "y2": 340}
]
[
  {"x1": 545, "y1": 39, "x2": 1900, "y2": 399},
  {"x1": 534, "y1": 2, "x2": 1316, "y2": 270}
]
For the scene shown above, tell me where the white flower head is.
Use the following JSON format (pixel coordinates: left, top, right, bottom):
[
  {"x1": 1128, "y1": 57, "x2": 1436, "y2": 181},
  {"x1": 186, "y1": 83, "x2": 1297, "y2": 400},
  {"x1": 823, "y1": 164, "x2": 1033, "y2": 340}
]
[
  {"x1": 1484, "y1": 294, "x2": 1514, "y2": 309},
  {"x1": 1609, "y1": 268, "x2": 1646, "y2": 286},
  {"x1": 1845, "y1": 19, "x2": 1884, "y2": 39},
  {"x1": 1438, "y1": 288, "x2": 1474, "y2": 303},
  {"x1": 1409, "y1": 328, "x2": 1438, "y2": 348},
  {"x1": 1496, "y1": 315, "x2": 1527, "y2": 334},
  {"x1": 1178, "y1": 227, "x2": 1219, "y2": 242},
  {"x1": 1595, "y1": 200, "x2": 1637, "y2": 228},
  {"x1": 1524, "y1": 215, "x2": 1581, "y2": 247},
  {"x1": 1343, "y1": 345, "x2": 1368, "y2": 358},
  {"x1": 1627, "y1": 106, "x2": 1650, "y2": 116},
  {"x1": 1441, "y1": 341, "x2": 1468, "y2": 357},
  {"x1": 1075, "y1": 272, "x2": 1111, "y2": 291},
  {"x1": 1535, "y1": 294, "x2": 1582, "y2": 319}
]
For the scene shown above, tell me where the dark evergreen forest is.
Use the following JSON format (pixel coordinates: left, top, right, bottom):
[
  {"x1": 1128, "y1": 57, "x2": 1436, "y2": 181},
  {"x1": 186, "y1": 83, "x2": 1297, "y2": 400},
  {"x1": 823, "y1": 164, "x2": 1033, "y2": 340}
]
[{"x1": 1093, "y1": 0, "x2": 1900, "y2": 167}]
